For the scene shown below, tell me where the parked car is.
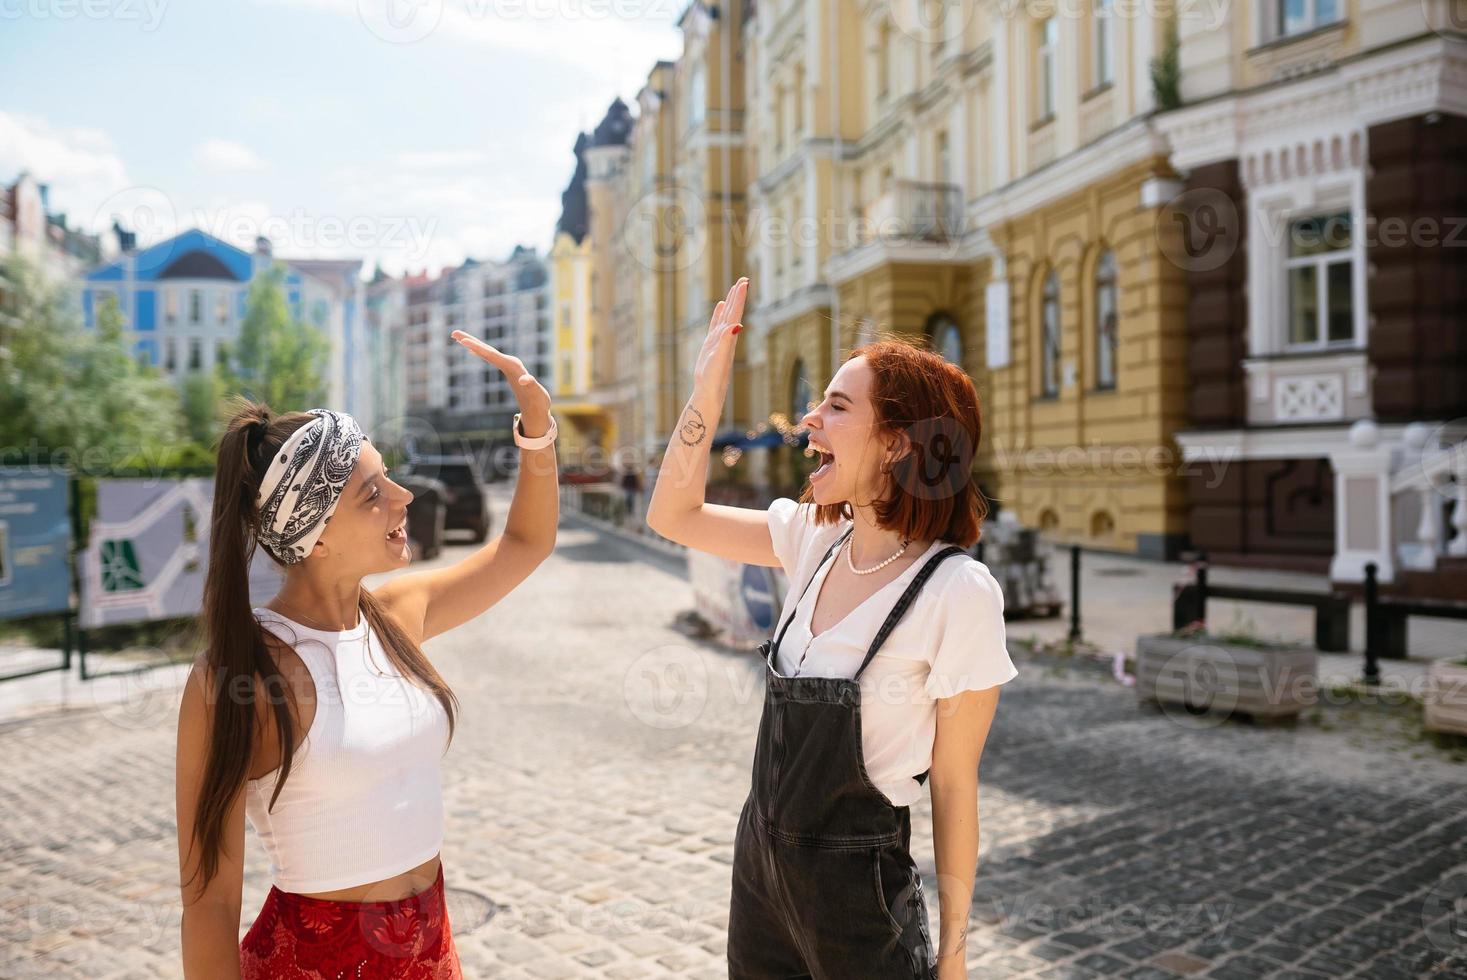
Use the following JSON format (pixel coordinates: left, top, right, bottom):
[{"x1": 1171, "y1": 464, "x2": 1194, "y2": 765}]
[
  {"x1": 401, "y1": 455, "x2": 492, "y2": 542},
  {"x1": 398, "y1": 474, "x2": 447, "y2": 560}
]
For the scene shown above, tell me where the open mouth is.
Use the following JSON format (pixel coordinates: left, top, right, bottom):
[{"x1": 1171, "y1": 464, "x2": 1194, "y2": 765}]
[
  {"x1": 386, "y1": 521, "x2": 407, "y2": 543},
  {"x1": 810, "y1": 445, "x2": 835, "y2": 481}
]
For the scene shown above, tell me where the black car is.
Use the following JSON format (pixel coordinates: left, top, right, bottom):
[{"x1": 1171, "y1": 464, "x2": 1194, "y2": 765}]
[
  {"x1": 401, "y1": 455, "x2": 492, "y2": 542},
  {"x1": 398, "y1": 474, "x2": 447, "y2": 560}
]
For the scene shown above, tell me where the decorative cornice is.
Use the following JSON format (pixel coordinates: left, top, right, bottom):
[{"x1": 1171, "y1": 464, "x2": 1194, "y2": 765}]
[
  {"x1": 1157, "y1": 35, "x2": 1467, "y2": 171},
  {"x1": 970, "y1": 118, "x2": 1168, "y2": 228}
]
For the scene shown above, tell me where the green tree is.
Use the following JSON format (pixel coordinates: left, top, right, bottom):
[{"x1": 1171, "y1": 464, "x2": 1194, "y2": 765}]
[
  {"x1": 181, "y1": 370, "x2": 223, "y2": 446},
  {"x1": 0, "y1": 258, "x2": 181, "y2": 465},
  {"x1": 219, "y1": 263, "x2": 329, "y2": 412}
]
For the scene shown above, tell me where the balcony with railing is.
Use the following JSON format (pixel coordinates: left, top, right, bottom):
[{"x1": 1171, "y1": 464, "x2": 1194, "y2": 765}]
[{"x1": 857, "y1": 181, "x2": 964, "y2": 245}]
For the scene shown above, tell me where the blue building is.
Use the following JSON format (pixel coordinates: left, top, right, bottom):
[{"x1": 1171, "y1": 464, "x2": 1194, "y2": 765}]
[{"x1": 82, "y1": 230, "x2": 362, "y2": 414}]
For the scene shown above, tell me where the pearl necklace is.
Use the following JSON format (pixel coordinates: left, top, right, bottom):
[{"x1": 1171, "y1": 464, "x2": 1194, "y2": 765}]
[{"x1": 845, "y1": 533, "x2": 911, "y2": 575}]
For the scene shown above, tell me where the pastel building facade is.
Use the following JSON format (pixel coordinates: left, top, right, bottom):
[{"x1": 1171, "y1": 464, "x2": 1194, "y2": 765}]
[{"x1": 82, "y1": 230, "x2": 359, "y2": 411}]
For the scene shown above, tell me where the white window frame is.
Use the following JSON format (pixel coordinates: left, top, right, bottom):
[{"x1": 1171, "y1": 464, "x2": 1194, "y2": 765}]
[
  {"x1": 1093, "y1": 0, "x2": 1114, "y2": 88},
  {"x1": 1094, "y1": 251, "x2": 1118, "y2": 389},
  {"x1": 1041, "y1": 271, "x2": 1061, "y2": 397},
  {"x1": 1274, "y1": 0, "x2": 1343, "y2": 40},
  {"x1": 1248, "y1": 173, "x2": 1366, "y2": 357},
  {"x1": 1037, "y1": 18, "x2": 1058, "y2": 121},
  {"x1": 1283, "y1": 211, "x2": 1355, "y2": 351},
  {"x1": 188, "y1": 288, "x2": 203, "y2": 326}
]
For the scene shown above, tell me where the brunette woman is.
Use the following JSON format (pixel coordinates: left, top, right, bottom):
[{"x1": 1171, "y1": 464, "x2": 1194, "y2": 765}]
[
  {"x1": 174, "y1": 331, "x2": 558, "y2": 979},
  {"x1": 646, "y1": 279, "x2": 1017, "y2": 980}
]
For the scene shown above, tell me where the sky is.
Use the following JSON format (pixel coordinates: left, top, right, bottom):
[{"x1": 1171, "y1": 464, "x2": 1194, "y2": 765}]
[{"x1": 0, "y1": 0, "x2": 685, "y2": 276}]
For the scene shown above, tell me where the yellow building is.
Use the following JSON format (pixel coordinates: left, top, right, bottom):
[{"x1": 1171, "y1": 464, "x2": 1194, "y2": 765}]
[
  {"x1": 558, "y1": 2, "x2": 1192, "y2": 556},
  {"x1": 975, "y1": 10, "x2": 1189, "y2": 558},
  {"x1": 667, "y1": 0, "x2": 753, "y2": 489},
  {"x1": 547, "y1": 221, "x2": 597, "y2": 461},
  {"x1": 612, "y1": 62, "x2": 682, "y2": 465}
]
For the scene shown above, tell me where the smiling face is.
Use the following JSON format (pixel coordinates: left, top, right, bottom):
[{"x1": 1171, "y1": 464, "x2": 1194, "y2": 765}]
[
  {"x1": 306, "y1": 441, "x2": 415, "y2": 574},
  {"x1": 799, "y1": 356, "x2": 902, "y2": 509}
]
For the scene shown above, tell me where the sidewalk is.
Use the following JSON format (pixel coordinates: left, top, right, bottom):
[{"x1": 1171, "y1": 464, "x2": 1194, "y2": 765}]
[{"x1": 1004, "y1": 545, "x2": 1458, "y2": 695}]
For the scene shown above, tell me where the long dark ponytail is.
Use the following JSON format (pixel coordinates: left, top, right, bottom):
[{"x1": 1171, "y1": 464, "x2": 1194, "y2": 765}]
[{"x1": 184, "y1": 398, "x2": 459, "y2": 894}]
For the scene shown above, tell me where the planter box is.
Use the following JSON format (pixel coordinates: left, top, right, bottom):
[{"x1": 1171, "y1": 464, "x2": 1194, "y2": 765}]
[
  {"x1": 1424, "y1": 661, "x2": 1467, "y2": 736},
  {"x1": 1135, "y1": 633, "x2": 1318, "y2": 722}
]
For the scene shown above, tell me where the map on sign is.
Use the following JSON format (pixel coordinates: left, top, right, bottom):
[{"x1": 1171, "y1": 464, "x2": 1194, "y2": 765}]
[{"x1": 80, "y1": 479, "x2": 280, "y2": 628}]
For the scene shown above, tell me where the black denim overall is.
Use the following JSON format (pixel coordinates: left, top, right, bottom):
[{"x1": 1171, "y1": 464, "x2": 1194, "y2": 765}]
[{"x1": 728, "y1": 526, "x2": 969, "y2": 980}]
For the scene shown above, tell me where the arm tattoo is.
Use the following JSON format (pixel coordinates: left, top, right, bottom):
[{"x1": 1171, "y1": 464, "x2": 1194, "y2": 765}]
[{"x1": 677, "y1": 407, "x2": 708, "y2": 447}]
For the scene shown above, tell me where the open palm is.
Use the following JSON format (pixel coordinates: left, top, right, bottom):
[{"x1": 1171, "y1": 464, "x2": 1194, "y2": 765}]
[{"x1": 693, "y1": 278, "x2": 748, "y2": 391}]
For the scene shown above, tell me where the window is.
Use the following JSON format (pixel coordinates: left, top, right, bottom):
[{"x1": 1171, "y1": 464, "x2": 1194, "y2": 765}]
[
  {"x1": 1036, "y1": 18, "x2": 1058, "y2": 121},
  {"x1": 791, "y1": 359, "x2": 813, "y2": 419},
  {"x1": 1041, "y1": 272, "x2": 1061, "y2": 397},
  {"x1": 165, "y1": 289, "x2": 178, "y2": 325},
  {"x1": 1278, "y1": 0, "x2": 1341, "y2": 39},
  {"x1": 1285, "y1": 212, "x2": 1354, "y2": 348},
  {"x1": 936, "y1": 130, "x2": 951, "y2": 185},
  {"x1": 216, "y1": 292, "x2": 229, "y2": 326},
  {"x1": 877, "y1": 24, "x2": 891, "y2": 101},
  {"x1": 689, "y1": 64, "x2": 706, "y2": 128},
  {"x1": 164, "y1": 337, "x2": 177, "y2": 372},
  {"x1": 1094, "y1": 251, "x2": 1118, "y2": 389},
  {"x1": 931, "y1": 316, "x2": 962, "y2": 365},
  {"x1": 188, "y1": 289, "x2": 203, "y2": 325},
  {"x1": 1093, "y1": 0, "x2": 1114, "y2": 87},
  {"x1": 188, "y1": 337, "x2": 202, "y2": 371}
]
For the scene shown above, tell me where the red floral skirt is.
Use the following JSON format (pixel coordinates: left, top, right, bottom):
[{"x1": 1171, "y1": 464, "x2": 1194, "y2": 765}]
[{"x1": 240, "y1": 863, "x2": 462, "y2": 979}]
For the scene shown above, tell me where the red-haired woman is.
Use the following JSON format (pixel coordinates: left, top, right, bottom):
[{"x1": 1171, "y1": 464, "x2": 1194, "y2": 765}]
[
  {"x1": 647, "y1": 279, "x2": 1017, "y2": 980},
  {"x1": 174, "y1": 331, "x2": 557, "y2": 979}
]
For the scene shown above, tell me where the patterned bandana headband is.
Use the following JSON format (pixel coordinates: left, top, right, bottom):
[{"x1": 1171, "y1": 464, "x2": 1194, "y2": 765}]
[{"x1": 255, "y1": 409, "x2": 365, "y2": 564}]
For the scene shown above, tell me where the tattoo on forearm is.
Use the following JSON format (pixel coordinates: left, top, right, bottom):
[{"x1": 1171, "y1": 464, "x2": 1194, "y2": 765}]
[{"x1": 677, "y1": 407, "x2": 708, "y2": 447}]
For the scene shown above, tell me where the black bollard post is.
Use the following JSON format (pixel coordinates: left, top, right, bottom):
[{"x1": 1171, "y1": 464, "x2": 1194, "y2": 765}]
[
  {"x1": 1362, "y1": 562, "x2": 1380, "y2": 686},
  {"x1": 1195, "y1": 551, "x2": 1209, "y2": 633},
  {"x1": 1068, "y1": 544, "x2": 1081, "y2": 642}
]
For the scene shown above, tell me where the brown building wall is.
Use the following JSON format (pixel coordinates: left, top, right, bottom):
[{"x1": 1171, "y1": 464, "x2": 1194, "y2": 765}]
[
  {"x1": 1366, "y1": 111, "x2": 1467, "y2": 423},
  {"x1": 1181, "y1": 160, "x2": 1249, "y2": 430}
]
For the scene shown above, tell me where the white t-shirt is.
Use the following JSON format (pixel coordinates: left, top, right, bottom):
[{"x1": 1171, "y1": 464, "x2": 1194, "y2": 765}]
[{"x1": 766, "y1": 497, "x2": 1018, "y2": 807}]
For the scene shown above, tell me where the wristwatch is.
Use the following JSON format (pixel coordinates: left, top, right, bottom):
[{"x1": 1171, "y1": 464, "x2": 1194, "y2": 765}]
[{"x1": 512, "y1": 412, "x2": 557, "y2": 450}]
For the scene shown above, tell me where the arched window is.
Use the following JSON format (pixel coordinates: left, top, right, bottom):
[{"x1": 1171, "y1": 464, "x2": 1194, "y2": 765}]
[
  {"x1": 1041, "y1": 271, "x2": 1061, "y2": 397},
  {"x1": 1095, "y1": 250, "x2": 1118, "y2": 390},
  {"x1": 929, "y1": 314, "x2": 963, "y2": 365}
]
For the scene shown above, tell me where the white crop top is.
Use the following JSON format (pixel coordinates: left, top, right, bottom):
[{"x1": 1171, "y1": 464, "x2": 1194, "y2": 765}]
[
  {"x1": 244, "y1": 607, "x2": 449, "y2": 893},
  {"x1": 766, "y1": 498, "x2": 1018, "y2": 807}
]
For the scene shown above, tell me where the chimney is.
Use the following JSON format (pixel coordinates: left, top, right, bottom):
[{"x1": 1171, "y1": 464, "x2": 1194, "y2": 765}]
[{"x1": 255, "y1": 235, "x2": 273, "y2": 257}]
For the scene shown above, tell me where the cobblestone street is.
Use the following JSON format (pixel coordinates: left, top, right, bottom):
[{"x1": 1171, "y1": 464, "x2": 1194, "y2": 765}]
[{"x1": 1, "y1": 500, "x2": 1464, "y2": 979}]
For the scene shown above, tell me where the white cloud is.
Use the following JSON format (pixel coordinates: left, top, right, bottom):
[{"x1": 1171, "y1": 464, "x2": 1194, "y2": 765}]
[
  {"x1": 390, "y1": 150, "x2": 489, "y2": 169},
  {"x1": 195, "y1": 139, "x2": 269, "y2": 173},
  {"x1": 0, "y1": 111, "x2": 134, "y2": 231}
]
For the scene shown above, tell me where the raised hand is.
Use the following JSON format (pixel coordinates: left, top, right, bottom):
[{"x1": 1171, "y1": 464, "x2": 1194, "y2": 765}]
[
  {"x1": 450, "y1": 331, "x2": 553, "y2": 436},
  {"x1": 692, "y1": 278, "x2": 748, "y2": 393}
]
